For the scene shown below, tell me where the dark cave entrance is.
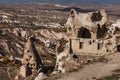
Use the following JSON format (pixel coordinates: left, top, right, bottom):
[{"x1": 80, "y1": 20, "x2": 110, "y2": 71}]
[
  {"x1": 117, "y1": 45, "x2": 120, "y2": 52},
  {"x1": 97, "y1": 24, "x2": 108, "y2": 39},
  {"x1": 77, "y1": 28, "x2": 91, "y2": 38}
]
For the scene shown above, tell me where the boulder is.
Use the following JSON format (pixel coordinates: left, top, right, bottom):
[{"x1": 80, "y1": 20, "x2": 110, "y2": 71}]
[{"x1": 35, "y1": 72, "x2": 47, "y2": 80}]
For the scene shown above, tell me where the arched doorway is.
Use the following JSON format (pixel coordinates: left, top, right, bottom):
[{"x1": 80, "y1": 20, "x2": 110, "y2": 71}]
[{"x1": 77, "y1": 28, "x2": 91, "y2": 38}]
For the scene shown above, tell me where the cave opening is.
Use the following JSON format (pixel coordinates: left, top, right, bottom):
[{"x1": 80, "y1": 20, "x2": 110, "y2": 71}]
[
  {"x1": 77, "y1": 28, "x2": 91, "y2": 38},
  {"x1": 117, "y1": 45, "x2": 120, "y2": 52}
]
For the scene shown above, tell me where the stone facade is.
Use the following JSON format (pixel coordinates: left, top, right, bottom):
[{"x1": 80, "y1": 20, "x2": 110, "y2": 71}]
[{"x1": 70, "y1": 38, "x2": 115, "y2": 55}]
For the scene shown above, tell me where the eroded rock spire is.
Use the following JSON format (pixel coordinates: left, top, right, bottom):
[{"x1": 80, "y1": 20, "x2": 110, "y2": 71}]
[{"x1": 20, "y1": 37, "x2": 45, "y2": 77}]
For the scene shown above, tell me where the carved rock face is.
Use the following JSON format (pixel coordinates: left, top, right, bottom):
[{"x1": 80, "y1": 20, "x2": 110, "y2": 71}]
[
  {"x1": 110, "y1": 19, "x2": 120, "y2": 35},
  {"x1": 55, "y1": 42, "x2": 80, "y2": 73},
  {"x1": 22, "y1": 37, "x2": 37, "y2": 68},
  {"x1": 21, "y1": 37, "x2": 44, "y2": 77},
  {"x1": 66, "y1": 9, "x2": 108, "y2": 39}
]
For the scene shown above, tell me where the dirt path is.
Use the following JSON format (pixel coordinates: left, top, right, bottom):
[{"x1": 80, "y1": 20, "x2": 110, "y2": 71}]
[{"x1": 58, "y1": 62, "x2": 120, "y2": 80}]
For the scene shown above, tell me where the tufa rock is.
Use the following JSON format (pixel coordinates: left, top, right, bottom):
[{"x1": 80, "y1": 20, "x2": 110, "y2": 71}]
[
  {"x1": 35, "y1": 72, "x2": 47, "y2": 80},
  {"x1": 66, "y1": 9, "x2": 108, "y2": 39},
  {"x1": 20, "y1": 37, "x2": 45, "y2": 77}
]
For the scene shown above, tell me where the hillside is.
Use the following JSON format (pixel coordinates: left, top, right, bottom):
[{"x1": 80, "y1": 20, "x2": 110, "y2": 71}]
[{"x1": 0, "y1": 3, "x2": 119, "y2": 80}]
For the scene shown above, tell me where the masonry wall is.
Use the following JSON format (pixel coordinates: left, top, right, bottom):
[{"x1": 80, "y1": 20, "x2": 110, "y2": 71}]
[{"x1": 70, "y1": 38, "x2": 111, "y2": 55}]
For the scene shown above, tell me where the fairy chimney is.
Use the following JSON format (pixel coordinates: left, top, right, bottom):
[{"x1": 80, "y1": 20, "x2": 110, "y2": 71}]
[{"x1": 20, "y1": 37, "x2": 44, "y2": 77}]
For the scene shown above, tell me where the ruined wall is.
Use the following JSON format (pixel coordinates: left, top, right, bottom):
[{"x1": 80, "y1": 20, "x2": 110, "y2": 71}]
[{"x1": 70, "y1": 38, "x2": 115, "y2": 56}]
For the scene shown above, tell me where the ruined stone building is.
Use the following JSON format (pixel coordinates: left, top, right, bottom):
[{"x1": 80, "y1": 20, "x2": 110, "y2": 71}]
[{"x1": 66, "y1": 9, "x2": 120, "y2": 56}]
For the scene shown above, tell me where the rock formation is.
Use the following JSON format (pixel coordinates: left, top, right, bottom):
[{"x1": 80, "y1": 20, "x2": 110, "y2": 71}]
[
  {"x1": 66, "y1": 9, "x2": 108, "y2": 39},
  {"x1": 54, "y1": 39, "x2": 80, "y2": 73},
  {"x1": 35, "y1": 72, "x2": 47, "y2": 80},
  {"x1": 64, "y1": 9, "x2": 120, "y2": 56},
  {"x1": 20, "y1": 37, "x2": 44, "y2": 77}
]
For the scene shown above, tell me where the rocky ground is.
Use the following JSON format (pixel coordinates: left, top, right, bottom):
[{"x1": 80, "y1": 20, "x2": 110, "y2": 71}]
[
  {"x1": 56, "y1": 53, "x2": 120, "y2": 80},
  {"x1": 0, "y1": 3, "x2": 120, "y2": 80}
]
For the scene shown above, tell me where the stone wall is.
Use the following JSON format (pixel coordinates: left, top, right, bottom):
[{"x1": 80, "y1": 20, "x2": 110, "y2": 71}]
[{"x1": 70, "y1": 38, "x2": 115, "y2": 56}]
